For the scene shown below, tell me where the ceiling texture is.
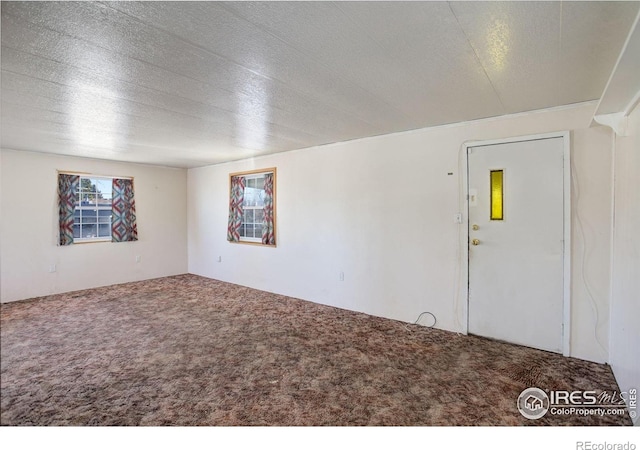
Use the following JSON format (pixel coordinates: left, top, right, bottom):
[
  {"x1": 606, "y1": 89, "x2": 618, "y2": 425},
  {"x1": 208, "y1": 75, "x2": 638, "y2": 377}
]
[{"x1": 1, "y1": 1, "x2": 639, "y2": 168}]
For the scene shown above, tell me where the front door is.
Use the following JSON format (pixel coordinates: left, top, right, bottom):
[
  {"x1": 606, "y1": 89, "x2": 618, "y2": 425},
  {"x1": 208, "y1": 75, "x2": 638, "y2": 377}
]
[{"x1": 467, "y1": 136, "x2": 565, "y2": 353}]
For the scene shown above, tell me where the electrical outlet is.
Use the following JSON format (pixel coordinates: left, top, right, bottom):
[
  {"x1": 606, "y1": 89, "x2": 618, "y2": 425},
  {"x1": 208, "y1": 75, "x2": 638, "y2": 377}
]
[
  {"x1": 135, "y1": 255, "x2": 141, "y2": 263},
  {"x1": 454, "y1": 213, "x2": 463, "y2": 224},
  {"x1": 339, "y1": 271, "x2": 344, "y2": 281},
  {"x1": 218, "y1": 256, "x2": 222, "y2": 262},
  {"x1": 48, "y1": 264, "x2": 56, "y2": 273}
]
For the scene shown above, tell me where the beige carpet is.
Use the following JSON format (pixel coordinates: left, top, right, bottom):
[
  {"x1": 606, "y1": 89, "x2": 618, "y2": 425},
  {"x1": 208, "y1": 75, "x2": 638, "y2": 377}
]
[{"x1": 0, "y1": 274, "x2": 631, "y2": 426}]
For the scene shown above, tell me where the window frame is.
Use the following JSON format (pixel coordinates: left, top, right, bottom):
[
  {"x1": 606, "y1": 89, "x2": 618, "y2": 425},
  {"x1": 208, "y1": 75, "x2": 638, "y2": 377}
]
[
  {"x1": 73, "y1": 175, "x2": 113, "y2": 243},
  {"x1": 228, "y1": 167, "x2": 277, "y2": 247},
  {"x1": 58, "y1": 171, "x2": 133, "y2": 244}
]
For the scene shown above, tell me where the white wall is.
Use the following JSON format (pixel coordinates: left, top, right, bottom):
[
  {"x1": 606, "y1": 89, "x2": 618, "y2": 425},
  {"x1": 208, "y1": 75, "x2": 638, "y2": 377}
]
[
  {"x1": 188, "y1": 102, "x2": 612, "y2": 363},
  {"x1": 0, "y1": 149, "x2": 188, "y2": 302},
  {"x1": 609, "y1": 102, "x2": 640, "y2": 425}
]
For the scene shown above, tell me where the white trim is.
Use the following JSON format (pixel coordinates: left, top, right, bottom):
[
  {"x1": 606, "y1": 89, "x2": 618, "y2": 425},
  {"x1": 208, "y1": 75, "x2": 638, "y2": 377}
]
[
  {"x1": 462, "y1": 131, "x2": 571, "y2": 357},
  {"x1": 73, "y1": 237, "x2": 112, "y2": 244},
  {"x1": 462, "y1": 131, "x2": 569, "y2": 150},
  {"x1": 607, "y1": 130, "x2": 617, "y2": 365},
  {"x1": 239, "y1": 236, "x2": 262, "y2": 244},
  {"x1": 460, "y1": 145, "x2": 470, "y2": 335},
  {"x1": 242, "y1": 171, "x2": 271, "y2": 180},
  {"x1": 593, "y1": 9, "x2": 640, "y2": 118},
  {"x1": 562, "y1": 131, "x2": 572, "y2": 357},
  {"x1": 594, "y1": 112, "x2": 629, "y2": 137}
]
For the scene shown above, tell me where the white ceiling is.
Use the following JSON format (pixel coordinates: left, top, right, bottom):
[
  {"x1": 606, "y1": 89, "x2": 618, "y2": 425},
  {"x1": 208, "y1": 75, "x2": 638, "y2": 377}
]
[{"x1": 2, "y1": 1, "x2": 639, "y2": 168}]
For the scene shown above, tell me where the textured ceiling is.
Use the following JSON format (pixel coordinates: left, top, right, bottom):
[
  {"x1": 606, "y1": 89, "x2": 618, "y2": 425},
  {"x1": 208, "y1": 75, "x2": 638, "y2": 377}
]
[{"x1": 1, "y1": 1, "x2": 639, "y2": 168}]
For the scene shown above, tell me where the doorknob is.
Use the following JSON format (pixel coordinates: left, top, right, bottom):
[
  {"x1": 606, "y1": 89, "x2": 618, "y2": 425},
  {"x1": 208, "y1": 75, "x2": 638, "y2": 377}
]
[{"x1": 471, "y1": 238, "x2": 480, "y2": 246}]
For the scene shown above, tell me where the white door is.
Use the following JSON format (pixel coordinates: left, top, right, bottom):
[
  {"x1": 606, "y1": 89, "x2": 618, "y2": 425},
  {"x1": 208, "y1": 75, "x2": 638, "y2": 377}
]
[{"x1": 467, "y1": 136, "x2": 565, "y2": 353}]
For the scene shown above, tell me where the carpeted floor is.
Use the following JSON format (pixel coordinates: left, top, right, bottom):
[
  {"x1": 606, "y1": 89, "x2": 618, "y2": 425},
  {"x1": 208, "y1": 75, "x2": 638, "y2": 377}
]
[{"x1": 0, "y1": 274, "x2": 632, "y2": 426}]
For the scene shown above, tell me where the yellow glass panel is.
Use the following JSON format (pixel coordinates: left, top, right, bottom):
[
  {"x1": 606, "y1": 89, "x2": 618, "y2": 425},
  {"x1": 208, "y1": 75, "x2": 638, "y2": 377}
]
[{"x1": 490, "y1": 170, "x2": 504, "y2": 220}]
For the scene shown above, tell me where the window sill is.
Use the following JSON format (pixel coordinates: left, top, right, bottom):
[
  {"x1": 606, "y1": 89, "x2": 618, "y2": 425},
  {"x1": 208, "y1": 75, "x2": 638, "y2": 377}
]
[
  {"x1": 73, "y1": 238, "x2": 112, "y2": 244},
  {"x1": 229, "y1": 240, "x2": 276, "y2": 248}
]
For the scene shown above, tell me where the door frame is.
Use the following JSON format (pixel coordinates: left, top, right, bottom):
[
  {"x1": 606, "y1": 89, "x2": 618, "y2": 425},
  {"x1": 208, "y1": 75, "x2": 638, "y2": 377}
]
[{"x1": 460, "y1": 131, "x2": 571, "y2": 356}]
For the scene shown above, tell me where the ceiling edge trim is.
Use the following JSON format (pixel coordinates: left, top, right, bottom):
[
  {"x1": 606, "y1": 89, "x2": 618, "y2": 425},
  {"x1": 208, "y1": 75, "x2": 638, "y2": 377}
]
[
  {"x1": 593, "y1": 8, "x2": 640, "y2": 119},
  {"x1": 593, "y1": 112, "x2": 629, "y2": 137},
  {"x1": 194, "y1": 100, "x2": 599, "y2": 171}
]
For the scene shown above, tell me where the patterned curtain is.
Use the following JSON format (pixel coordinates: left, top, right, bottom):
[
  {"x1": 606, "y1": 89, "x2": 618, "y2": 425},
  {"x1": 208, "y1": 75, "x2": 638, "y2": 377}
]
[
  {"x1": 227, "y1": 176, "x2": 245, "y2": 242},
  {"x1": 58, "y1": 173, "x2": 80, "y2": 246},
  {"x1": 112, "y1": 178, "x2": 138, "y2": 242},
  {"x1": 262, "y1": 172, "x2": 276, "y2": 245}
]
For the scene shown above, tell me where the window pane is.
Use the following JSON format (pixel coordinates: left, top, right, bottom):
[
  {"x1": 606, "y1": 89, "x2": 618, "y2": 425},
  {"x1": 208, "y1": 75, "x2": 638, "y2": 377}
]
[
  {"x1": 244, "y1": 209, "x2": 254, "y2": 223},
  {"x1": 254, "y1": 209, "x2": 264, "y2": 224},
  {"x1": 97, "y1": 198, "x2": 112, "y2": 207},
  {"x1": 80, "y1": 177, "x2": 95, "y2": 203},
  {"x1": 81, "y1": 209, "x2": 97, "y2": 223},
  {"x1": 80, "y1": 177, "x2": 114, "y2": 205},
  {"x1": 255, "y1": 189, "x2": 265, "y2": 207},
  {"x1": 255, "y1": 176, "x2": 264, "y2": 190},
  {"x1": 82, "y1": 224, "x2": 97, "y2": 238},
  {"x1": 94, "y1": 179, "x2": 112, "y2": 200},
  {"x1": 73, "y1": 224, "x2": 81, "y2": 238},
  {"x1": 490, "y1": 170, "x2": 504, "y2": 220},
  {"x1": 246, "y1": 178, "x2": 255, "y2": 189},
  {"x1": 98, "y1": 209, "x2": 112, "y2": 223},
  {"x1": 98, "y1": 224, "x2": 111, "y2": 237},
  {"x1": 243, "y1": 188, "x2": 256, "y2": 206},
  {"x1": 244, "y1": 186, "x2": 266, "y2": 207},
  {"x1": 239, "y1": 224, "x2": 245, "y2": 237}
]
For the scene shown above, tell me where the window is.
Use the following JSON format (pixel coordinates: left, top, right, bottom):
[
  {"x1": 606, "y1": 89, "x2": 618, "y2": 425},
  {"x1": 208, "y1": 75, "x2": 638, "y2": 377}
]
[
  {"x1": 74, "y1": 177, "x2": 113, "y2": 241},
  {"x1": 58, "y1": 172, "x2": 138, "y2": 245},
  {"x1": 490, "y1": 170, "x2": 504, "y2": 220},
  {"x1": 240, "y1": 174, "x2": 266, "y2": 242},
  {"x1": 227, "y1": 168, "x2": 276, "y2": 246}
]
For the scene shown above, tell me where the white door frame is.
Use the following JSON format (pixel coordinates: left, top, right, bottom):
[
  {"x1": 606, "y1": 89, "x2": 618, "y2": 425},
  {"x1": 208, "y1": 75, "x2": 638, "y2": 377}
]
[{"x1": 460, "y1": 131, "x2": 571, "y2": 357}]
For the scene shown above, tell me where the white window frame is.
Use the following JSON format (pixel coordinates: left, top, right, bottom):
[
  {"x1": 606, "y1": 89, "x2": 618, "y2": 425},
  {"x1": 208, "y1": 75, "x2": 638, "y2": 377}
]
[
  {"x1": 241, "y1": 172, "x2": 266, "y2": 243},
  {"x1": 74, "y1": 175, "x2": 114, "y2": 243}
]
